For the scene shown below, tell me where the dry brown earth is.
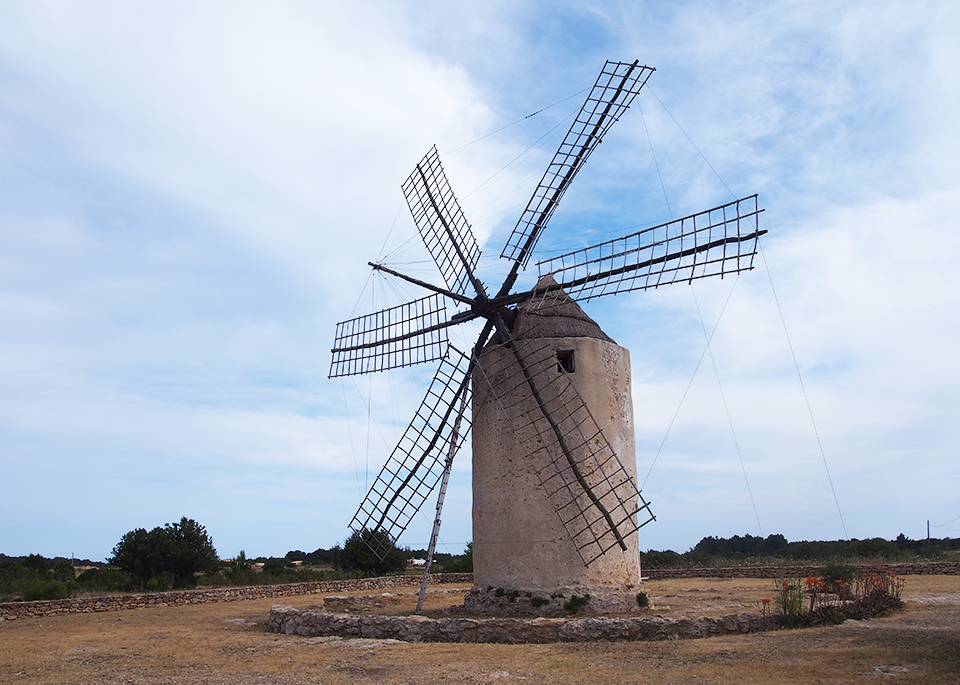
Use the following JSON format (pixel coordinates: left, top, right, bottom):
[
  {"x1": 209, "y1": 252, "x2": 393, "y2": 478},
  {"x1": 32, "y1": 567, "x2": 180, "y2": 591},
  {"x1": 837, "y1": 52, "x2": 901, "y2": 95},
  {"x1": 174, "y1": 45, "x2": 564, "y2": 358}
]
[{"x1": 2, "y1": 576, "x2": 959, "y2": 684}]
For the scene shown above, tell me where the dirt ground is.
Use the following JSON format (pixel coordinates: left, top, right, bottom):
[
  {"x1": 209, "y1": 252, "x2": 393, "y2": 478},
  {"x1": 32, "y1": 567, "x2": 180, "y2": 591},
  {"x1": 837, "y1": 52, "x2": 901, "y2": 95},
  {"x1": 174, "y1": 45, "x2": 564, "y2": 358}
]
[{"x1": 2, "y1": 576, "x2": 959, "y2": 684}]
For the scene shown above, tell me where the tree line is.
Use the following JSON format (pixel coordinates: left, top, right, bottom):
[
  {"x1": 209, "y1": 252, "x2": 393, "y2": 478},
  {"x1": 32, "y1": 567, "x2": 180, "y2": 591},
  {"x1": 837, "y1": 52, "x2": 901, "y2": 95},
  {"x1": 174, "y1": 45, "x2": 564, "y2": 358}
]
[
  {"x1": 641, "y1": 533, "x2": 960, "y2": 568},
  {"x1": 1, "y1": 519, "x2": 471, "y2": 602},
  {"x1": 6, "y1": 519, "x2": 954, "y2": 602}
]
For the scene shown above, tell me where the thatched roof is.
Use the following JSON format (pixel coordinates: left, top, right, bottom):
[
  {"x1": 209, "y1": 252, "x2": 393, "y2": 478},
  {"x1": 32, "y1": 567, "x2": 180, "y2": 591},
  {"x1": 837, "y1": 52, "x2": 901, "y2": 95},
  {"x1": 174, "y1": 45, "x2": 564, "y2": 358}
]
[{"x1": 511, "y1": 274, "x2": 614, "y2": 343}]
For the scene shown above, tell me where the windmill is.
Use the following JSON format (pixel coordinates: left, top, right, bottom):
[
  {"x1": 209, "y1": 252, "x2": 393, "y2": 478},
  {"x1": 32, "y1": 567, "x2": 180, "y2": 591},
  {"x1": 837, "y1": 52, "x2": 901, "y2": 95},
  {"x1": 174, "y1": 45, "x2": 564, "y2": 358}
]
[{"x1": 329, "y1": 60, "x2": 765, "y2": 612}]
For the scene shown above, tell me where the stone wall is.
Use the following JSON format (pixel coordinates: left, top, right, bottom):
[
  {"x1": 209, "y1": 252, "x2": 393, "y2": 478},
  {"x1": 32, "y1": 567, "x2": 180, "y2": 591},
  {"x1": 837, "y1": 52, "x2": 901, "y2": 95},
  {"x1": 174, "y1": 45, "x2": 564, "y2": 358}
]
[
  {"x1": 0, "y1": 573, "x2": 472, "y2": 622},
  {"x1": 268, "y1": 605, "x2": 771, "y2": 643},
  {"x1": 4, "y1": 562, "x2": 955, "y2": 622},
  {"x1": 644, "y1": 561, "x2": 960, "y2": 580}
]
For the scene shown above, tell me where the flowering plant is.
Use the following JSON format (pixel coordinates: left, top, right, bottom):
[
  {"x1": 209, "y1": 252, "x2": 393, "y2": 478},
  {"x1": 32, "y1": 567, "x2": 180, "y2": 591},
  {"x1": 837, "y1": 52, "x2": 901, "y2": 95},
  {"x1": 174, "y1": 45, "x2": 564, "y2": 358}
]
[{"x1": 771, "y1": 567, "x2": 904, "y2": 628}]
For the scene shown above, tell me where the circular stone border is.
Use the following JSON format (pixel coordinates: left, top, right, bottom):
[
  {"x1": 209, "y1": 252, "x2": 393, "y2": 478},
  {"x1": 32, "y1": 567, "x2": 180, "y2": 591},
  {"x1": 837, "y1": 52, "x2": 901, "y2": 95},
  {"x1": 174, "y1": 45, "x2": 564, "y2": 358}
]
[{"x1": 268, "y1": 605, "x2": 772, "y2": 644}]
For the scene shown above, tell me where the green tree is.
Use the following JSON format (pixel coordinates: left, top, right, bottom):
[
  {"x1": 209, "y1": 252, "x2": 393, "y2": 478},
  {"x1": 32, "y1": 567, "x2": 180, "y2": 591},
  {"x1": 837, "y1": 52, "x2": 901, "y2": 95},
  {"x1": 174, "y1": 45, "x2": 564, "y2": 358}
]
[
  {"x1": 161, "y1": 517, "x2": 220, "y2": 587},
  {"x1": 333, "y1": 529, "x2": 408, "y2": 577},
  {"x1": 443, "y1": 542, "x2": 473, "y2": 573},
  {"x1": 110, "y1": 517, "x2": 219, "y2": 589},
  {"x1": 21, "y1": 554, "x2": 50, "y2": 575},
  {"x1": 53, "y1": 559, "x2": 76, "y2": 583},
  {"x1": 110, "y1": 527, "x2": 159, "y2": 588}
]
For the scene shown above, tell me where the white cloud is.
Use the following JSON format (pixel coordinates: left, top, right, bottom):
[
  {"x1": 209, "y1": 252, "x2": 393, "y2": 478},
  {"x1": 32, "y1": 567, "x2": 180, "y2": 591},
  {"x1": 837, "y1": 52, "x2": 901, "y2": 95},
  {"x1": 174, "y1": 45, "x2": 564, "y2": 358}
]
[{"x1": 1, "y1": 0, "x2": 958, "y2": 560}]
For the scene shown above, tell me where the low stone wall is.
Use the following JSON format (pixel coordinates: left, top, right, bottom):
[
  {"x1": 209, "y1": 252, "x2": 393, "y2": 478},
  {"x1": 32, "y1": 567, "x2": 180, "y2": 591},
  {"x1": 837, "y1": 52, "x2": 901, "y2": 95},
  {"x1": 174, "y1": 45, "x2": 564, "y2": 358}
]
[
  {"x1": 644, "y1": 561, "x2": 960, "y2": 580},
  {"x1": 268, "y1": 605, "x2": 770, "y2": 644},
  {"x1": 4, "y1": 561, "x2": 954, "y2": 622},
  {"x1": 0, "y1": 573, "x2": 472, "y2": 622}
]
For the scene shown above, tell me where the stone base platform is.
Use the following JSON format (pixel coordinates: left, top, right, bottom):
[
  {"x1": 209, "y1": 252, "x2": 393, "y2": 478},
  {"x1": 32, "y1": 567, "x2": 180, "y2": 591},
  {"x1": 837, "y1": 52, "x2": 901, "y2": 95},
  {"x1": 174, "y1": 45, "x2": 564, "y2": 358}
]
[
  {"x1": 463, "y1": 585, "x2": 646, "y2": 617},
  {"x1": 268, "y1": 605, "x2": 770, "y2": 643}
]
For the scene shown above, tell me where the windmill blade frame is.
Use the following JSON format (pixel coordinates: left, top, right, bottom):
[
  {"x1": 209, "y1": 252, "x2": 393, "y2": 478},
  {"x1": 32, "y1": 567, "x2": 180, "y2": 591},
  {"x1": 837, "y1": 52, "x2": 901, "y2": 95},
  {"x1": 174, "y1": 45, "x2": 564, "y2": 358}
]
[
  {"x1": 499, "y1": 60, "x2": 655, "y2": 268},
  {"x1": 348, "y1": 345, "x2": 473, "y2": 558},
  {"x1": 402, "y1": 145, "x2": 482, "y2": 298},
  {"x1": 329, "y1": 293, "x2": 455, "y2": 378},
  {"x1": 535, "y1": 195, "x2": 765, "y2": 302}
]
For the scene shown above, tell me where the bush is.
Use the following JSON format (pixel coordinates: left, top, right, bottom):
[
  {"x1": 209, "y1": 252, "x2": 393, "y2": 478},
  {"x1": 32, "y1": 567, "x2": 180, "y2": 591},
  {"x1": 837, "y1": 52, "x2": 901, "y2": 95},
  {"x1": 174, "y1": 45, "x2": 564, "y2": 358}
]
[
  {"x1": 821, "y1": 563, "x2": 856, "y2": 594},
  {"x1": 333, "y1": 529, "x2": 408, "y2": 578},
  {"x1": 23, "y1": 579, "x2": 68, "y2": 601},
  {"x1": 442, "y1": 543, "x2": 473, "y2": 573},
  {"x1": 53, "y1": 559, "x2": 75, "y2": 582},
  {"x1": 110, "y1": 517, "x2": 219, "y2": 589},
  {"x1": 563, "y1": 594, "x2": 591, "y2": 614},
  {"x1": 771, "y1": 567, "x2": 904, "y2": 628},
  {"x1": 21, "y1": 554, "x2": 50, "y2": 575},
  {"x1": 76, "y1": 567, "x2": 129, "y2": 593}
]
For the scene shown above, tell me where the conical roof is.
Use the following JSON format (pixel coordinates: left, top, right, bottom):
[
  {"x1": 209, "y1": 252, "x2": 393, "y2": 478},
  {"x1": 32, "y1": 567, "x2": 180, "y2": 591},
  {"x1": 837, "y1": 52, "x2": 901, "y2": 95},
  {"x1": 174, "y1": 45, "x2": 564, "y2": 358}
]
[{"x1": 511, "y1": 274, "x2": 615, "y2": 343}]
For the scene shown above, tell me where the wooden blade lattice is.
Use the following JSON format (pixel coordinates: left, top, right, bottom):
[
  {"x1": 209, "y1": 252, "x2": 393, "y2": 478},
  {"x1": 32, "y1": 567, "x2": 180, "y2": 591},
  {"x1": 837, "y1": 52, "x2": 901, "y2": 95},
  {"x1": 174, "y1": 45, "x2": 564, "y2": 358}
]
[
  {"x1": 402, "y1": 146, "x2": 481, "y2": 297},
  {"x1": 474, "y1": 338, "x2": 654, "y2": 565},
  {"x1": 500, "y1": 60, "x2": 655, "y2": 267},
  {"x1": 349, "y1": 346, "x2": 472, "y2": 559},
  {"x1": 536, "y1": 196, "x2": 763, "y2": 301},
  {"x1": 329, "y1": 294, "x2": 450, "y2": 378}
]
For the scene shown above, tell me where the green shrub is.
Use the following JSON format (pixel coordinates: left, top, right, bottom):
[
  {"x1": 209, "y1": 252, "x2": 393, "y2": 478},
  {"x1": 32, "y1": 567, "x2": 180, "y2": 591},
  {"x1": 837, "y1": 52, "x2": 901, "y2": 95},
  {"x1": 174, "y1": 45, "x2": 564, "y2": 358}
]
[
  {"x1": 636, "y1": 591, "x2": 649, "y2": 608},
  {"x1": 332, "y1": 529, "x2": 408, "y2": 578},
  {"x1": 530, "y1": 596, "x2": 549, "y2": 608},
  {"x1": 53, "y1": 559, "x2": 75, "y2": 582},
  {"x1": 76, "y1": 567, "x2": 130, "y2": 593},
  {"x1": 23, "y1": 579, "x2": 67, "y2": 601},
  {"x1": 821, "y1": 563, "x2": 856, "y2": 594},
  {"x1": 442, "y1": 543, "x2": 473, "y2": 573},
  {"x1": 774, "y1": 578, "x2": 804, "y2": 617},
  {"x1": 772, "y1": 568, "x2": 905, "y2": 629},
  {"x1": 110, "y1": 517, "x2": 218, "y2": 589},
  {"x1": 21, "y1": 554, "x2": 50, "y2": 575},
  {"x1": 563, "y1": 594, "x2": 591, "y2": 614}
]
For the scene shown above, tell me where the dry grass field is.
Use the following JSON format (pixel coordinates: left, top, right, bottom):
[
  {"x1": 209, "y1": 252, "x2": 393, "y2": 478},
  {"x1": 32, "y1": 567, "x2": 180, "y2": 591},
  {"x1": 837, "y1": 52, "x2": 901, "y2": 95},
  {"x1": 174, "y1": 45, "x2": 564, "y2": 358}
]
[{"x1": 2, "y1": 576, "x2": 959, "y2": 684}]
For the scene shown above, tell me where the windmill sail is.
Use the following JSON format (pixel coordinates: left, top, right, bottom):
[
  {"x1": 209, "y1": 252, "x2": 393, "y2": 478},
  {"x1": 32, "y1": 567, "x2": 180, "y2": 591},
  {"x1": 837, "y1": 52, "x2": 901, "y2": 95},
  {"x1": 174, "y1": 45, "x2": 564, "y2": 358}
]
[
  {"x1": 474, "y1": 337, "x2": 655, "y2": 565},
  {"x1": 535, "y1": 195, "x2": 764, "y2": 302},
  {"x1": 329, "y1": 294, "x2": 453, "y2": 378},
  {"x1": 500, "y1": 60, "x2": 655, "y2": 267},
  {"x1": 348, "y1": 345, "x2": 472, "y2": 558},
  {"x1": 402, "y1": 146, "x2": 482, "y2": 297}
]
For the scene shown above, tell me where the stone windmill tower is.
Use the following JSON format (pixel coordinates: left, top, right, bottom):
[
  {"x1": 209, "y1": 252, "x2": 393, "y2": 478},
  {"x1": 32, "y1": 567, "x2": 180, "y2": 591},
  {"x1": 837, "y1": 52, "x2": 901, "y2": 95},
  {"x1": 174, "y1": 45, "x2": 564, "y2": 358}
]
[
  {"x1": 328, "y1": 60, "x2": 765, "y2": 613},
  {"x1": 471, "y1": 276, "x2": 641, "y2": 612}
]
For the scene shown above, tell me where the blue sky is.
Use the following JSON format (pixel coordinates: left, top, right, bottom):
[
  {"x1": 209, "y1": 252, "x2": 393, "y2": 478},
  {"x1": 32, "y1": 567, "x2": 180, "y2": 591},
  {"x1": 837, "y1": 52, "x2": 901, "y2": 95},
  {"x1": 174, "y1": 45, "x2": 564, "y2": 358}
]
[{"x1": 2, "y1": 1, "x2": 958, "y2": 562}]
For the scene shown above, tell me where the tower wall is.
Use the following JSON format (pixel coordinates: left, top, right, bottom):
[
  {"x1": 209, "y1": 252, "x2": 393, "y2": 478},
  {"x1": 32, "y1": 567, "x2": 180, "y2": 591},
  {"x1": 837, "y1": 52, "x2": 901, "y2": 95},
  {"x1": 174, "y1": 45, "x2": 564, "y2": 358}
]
[{"x1": 471, "y1": 335, "x2": 639, "y2": 593}]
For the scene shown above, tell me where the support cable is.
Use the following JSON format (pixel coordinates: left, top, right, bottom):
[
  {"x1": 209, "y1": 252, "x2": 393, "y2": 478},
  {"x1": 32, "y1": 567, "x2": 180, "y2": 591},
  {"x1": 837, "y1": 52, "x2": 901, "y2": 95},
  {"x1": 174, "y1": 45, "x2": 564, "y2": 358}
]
[
  {"x1": 446, "y1": 87, "x2": 589, "y2": 155},
  {"x1": 691, "y1": 282, "x2": 763, "y2": 536},
  {"x1": 639, "y1": 102, "x2": 672, "y2": 220},
  {"x1": 933, "y1": 513, "x2": 960, "y2": 527},
  {"x1": 649, "y1": 86, "x2": 845, "y2": 538},
  {"x1": 641, "y1": 278, "x2": 741, "y2": 490},
  {"x1": 647, "y1": 87, "x2": 736, "y2": 200},
  {"x1": 759, "y1": 244, "x2": 848, "y2": 538},
  {"x1": 341, "y1": 380, "x2": 363, "y2": 499}
]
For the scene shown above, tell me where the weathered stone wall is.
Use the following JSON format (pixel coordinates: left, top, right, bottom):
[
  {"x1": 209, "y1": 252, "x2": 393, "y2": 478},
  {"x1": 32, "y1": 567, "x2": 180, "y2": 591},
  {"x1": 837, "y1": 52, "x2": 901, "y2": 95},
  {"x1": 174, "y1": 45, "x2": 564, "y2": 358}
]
[
  {"x1": 268, "y1": 605, "x2": 771, "y2": 643},
  {"x1": 0, "y1": 573, "x2": 472, "y2": 622},
  {"x1": 644, "y1": 561, "x2": 960, "y2": 580}
]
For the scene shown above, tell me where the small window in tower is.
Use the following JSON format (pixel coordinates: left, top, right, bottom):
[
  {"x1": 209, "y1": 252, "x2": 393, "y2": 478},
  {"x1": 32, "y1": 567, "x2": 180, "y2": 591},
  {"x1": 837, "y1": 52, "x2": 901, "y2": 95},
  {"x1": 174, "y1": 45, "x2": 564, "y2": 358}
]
[{"x1": 557, "y1": 349, "x2": 575, "y2": 373}]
